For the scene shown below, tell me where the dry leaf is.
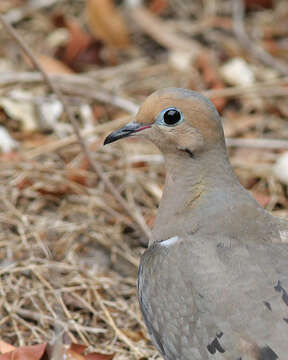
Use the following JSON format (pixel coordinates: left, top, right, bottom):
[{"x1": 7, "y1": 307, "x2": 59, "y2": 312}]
[
  {"x1": 68, "y1": 343, "x2": 87, "y2": 355},
  {"x1": 53, "y1": 15, "x2": 103, "y2": 69},
  {"x1": 148, "y1": 0, "x2": 169, "y2": 14},
  {"x1": 251, "y1": 190, "x2": 271, "y2": 208},
  {"x1": 86, "y1": 0, "x2": 130, "y2": 48},
  {"x1": 0, "y1": 340, "x2": 16, "y2": 354},
  {"x1": 36, "y1": 55, "x2": 74, "y2": 74},
  {"x1": 244, "y1": 0, "x2": 273, "y2": 9},
  {"x1": 68, "y1": 344, "x2": 114, "y2": 360},
  {"x1": 85, "y1": 353, "x2": 114, "y2": 360},
  {"x1": 0, "y1": 343, "x2": 47, "y2": 360},
  {"x1": 64, "y1": 18, "x2": 93, "y2": 64}
]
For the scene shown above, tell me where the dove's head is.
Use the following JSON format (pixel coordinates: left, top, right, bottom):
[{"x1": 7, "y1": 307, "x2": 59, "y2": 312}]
[{"x1": 104, "y1": 88, "x2": 226, "y2": 157}]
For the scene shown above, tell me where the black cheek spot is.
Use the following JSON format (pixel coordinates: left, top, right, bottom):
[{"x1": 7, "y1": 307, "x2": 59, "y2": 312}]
[
  {"x1": 184, "y1": 148, "x2": 194, "y2": 158},
  {"x1": 264, "y1": 301, "x2": 272, "y2": 311},
  {"x1": 207, "y1": 337, "x2": 225, "y2": 354},
  {"x1": 258, "y1": 346, "x2": 278, "y2": 360}
]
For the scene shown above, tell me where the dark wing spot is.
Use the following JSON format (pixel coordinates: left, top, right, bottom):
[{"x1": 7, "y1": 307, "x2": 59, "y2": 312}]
[
  {"x1": 207, "y1": 337, "x2": 225, "y2": 354},
  {"x1": 274, "y1": 280, "x2": 281, "y2": 292},
  {"x1": 274, "y1": 280, "x2": 288, "y2": 306},
  {"x1": 258, "y1": 346, "x2": 278, "y2": 360},
  {"x1": 282, "y1": 289, "x2": 288, "y2": 306},
  {"x1": 283, "y1": 317, "x2": 288, "y2": 324},
  {"x1": 264, "y1": 301, "x2": 272, "y2": 311}
]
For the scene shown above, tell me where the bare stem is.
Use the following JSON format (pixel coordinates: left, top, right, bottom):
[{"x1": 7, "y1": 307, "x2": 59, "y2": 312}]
[{"x1": 0, "y1": 15, "x2": 151, "y2": 242}]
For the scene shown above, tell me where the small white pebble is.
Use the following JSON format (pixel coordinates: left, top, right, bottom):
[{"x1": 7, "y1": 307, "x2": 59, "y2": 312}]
[
  {"x1": 273, "y1": 152, "x2": 288, "y2": 185},
  {"x1": 0, "y1": 126, "x2": 18, "y2": 153},
  {"x1": 221, "y1": 58, "x2": 255, "y2": 86},
  {"x1": 169, "y1": 50, "x2": 193, "y2": 72}
]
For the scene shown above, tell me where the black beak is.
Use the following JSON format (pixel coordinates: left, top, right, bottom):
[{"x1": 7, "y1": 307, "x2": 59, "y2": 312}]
[{"x1": 104, "y1": 123, "x2": 151, "y2": 145}]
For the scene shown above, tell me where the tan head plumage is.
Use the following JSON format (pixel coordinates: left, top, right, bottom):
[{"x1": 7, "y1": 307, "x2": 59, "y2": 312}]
[{"x1": 104, "y1": 88, "x2": 225, "y2": 156}]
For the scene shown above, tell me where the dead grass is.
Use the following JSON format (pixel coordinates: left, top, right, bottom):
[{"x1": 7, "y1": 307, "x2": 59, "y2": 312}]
[{"x1": 0, "y1": 0, "x2": 288, "y2": 359}]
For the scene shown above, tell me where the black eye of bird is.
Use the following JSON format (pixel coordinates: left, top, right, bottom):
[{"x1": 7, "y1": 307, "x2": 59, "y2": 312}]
[{"x1": 163, "y1": 108, "x2": 181, "y2": 125}]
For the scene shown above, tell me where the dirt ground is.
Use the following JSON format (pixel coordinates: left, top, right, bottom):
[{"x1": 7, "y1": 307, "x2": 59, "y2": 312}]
[{"x1": 0, "y1": 0, "x2": 287, "y2": 359}]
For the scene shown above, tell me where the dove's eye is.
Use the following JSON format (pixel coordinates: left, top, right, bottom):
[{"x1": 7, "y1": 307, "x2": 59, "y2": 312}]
[{"x1": 161, "y1": 108, "x2": 183, "y2": 126}]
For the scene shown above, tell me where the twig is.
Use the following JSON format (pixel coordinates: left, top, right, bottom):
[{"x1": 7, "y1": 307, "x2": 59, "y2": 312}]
[
  {"x1": 232, "y1": 0, "x2": 288, "y2": 76},
  {"x1": 16, "y1": 308, "x2": 106, "y2": 335},
  {"x1": 1, "y1": 71, "x2": 288, "y2": 102},
  {"x1": 0, "y1": 72, "x2": 139, "y2": 114},
  {"x1": 0, "y1": 15, "x2": 151, "y2": 242},
  {"x1": 58, "y1": 83, "x2": 139, "y2": 114},
  {"x1": 3, "y1": 0, "x2": 62, "y2": 24},
  {"x1": 226, "y1": 137, "x2": 288, "y2": 149},
  {"x1": 93, "y1": 289, "x2": 145, "y2": 357},
  {"x1": 25, "y1": 116, "x2": 131, "y2": 159},
  {"x1": 202, "y1": 77, "x2": 288, "y2": 98},
  {"x1": 128, "y1": 5, "x2": 202, "y2": 58}
]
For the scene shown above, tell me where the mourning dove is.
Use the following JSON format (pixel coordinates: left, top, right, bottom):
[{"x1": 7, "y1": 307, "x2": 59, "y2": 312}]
[{"x1": 104, "y1": 88, "x2": 288, "y2": 360}]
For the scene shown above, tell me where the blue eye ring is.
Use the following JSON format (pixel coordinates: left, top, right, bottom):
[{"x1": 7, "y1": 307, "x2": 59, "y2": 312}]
[{"x1": 158, "y1": 107, "x2": 183, "y2": 127}]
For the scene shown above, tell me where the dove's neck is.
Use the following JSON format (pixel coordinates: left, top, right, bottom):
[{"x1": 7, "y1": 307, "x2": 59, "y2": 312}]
[{"x1": 151, "y1": 144, "x2": 252, "y2": 244}]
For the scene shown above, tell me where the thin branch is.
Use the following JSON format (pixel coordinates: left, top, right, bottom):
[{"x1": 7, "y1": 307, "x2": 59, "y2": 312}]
[
  {"x1": 232, "y1": 0, "x2": 288, "y2": 76},
  {"x1": 1, "y1": 71, "x2": 288, "y2": 102},
  {"x1": 93, "y1": 289, "x2": 145, "y2": 357},
  {"x1": 16, "y1": 308, "x2": 106, "y2": 335},
  {"x1": 202, "y1": 78, "x2": 288, "y2": 98},
  {"x1": 128, "y1": 5, "x2": 202, "y2": 58},
  {"x1": 24, "y1": 116, "x2": 131, "y2": 159},
  {"x1": 0, "y1": 15, "x2": 151, "y2": 242},
  {"x1": 3, "y1": 0, "x2": 62, "y2": 24},
  {"x1": 226, "y1": 137, "x2": 288, "y2": 149}
]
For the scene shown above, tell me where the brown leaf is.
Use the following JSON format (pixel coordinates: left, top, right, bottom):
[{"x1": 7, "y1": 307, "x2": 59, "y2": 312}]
[
  {"x1": 17, "y1": 177, "x2": 33, "y2": 190},
  {"x1": 64, "y1": 19, "x2": 93, "y2": 64},
  {"x1": 0, "y1": 340, "x2": 16, "y2": 354},
  {"x1": 148, "y1": 0, "x2": 169, "y2": 15},
  {"x1": 0, "y1": 343, "x2": 47, "y2": 360},
  {"x1": 85, "y1": 352, "x2": 114, "y2": 360},
  {"x1": 53, "y1": 14, "x2": 103, "y2": 69},
  {"x1": 68, "y1": 344, "x2": 114, "y2": 360},
  {"x1": 69, "y1": 343, "x2": 87, "y2": 355},
  {"x1": 251, "y1": 190, "x2": 271, "y2": 207},
  {"x1": 36, "y1": 184, "x2": 71, "y2": 197},
  {"x1": 66, "y1": 169, "x2": 87, "y2": 186},
  {"x1": 35, "y1": 55, "x2": 74, "y2": 74},
  {"x1": 244, "y1": 0, "x2": 273, "y2": 10},
  {"x1": 86, "y1": 0, "x2": 130, "y2": 48}
]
